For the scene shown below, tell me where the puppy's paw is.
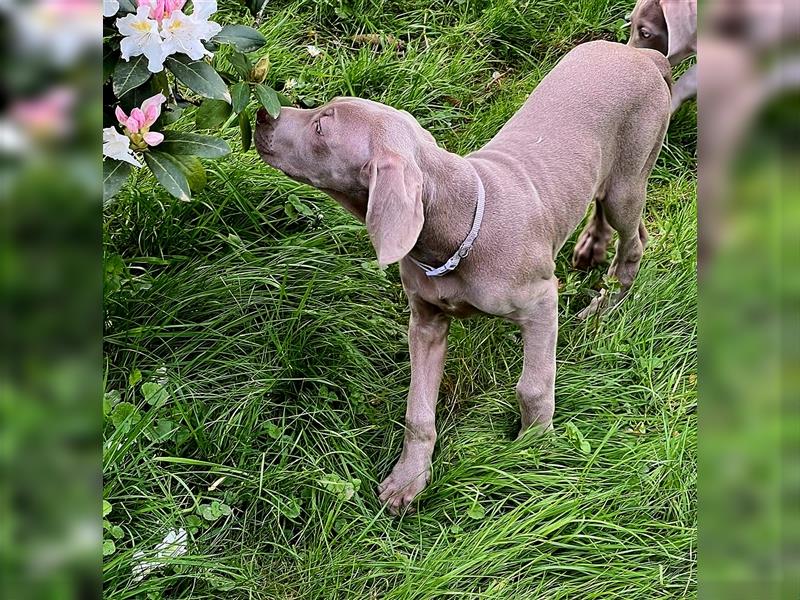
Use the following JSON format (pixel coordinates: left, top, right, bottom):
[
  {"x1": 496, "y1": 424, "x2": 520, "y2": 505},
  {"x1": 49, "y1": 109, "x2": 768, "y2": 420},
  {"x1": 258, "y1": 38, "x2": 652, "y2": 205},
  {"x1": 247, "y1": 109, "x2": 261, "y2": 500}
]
[
  {"x1": 377, "y1": 462, "x2": 430, "y2": 516},
  {"x1": 572, "y1": 229, "x2": 609, "y2": 270},
  {"x1": 516, "y1": 420, "x2": 554, "y2": 440},
  {"x1": 577, "y1": 289, "x2": 610, "y2": 320}
]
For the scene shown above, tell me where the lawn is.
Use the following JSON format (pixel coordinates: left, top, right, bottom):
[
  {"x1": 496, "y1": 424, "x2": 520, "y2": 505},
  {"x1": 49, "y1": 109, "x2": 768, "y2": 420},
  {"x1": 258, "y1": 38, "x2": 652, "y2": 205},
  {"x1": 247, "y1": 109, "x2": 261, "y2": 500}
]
[{"x1": 102, "y1": 0, "x2": 697, "y2": 598}]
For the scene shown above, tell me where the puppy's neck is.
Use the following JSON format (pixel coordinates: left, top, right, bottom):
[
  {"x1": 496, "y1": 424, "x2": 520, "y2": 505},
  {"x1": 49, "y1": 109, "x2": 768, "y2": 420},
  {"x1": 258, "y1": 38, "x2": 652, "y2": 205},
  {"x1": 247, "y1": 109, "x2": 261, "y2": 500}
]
[
  {"x1": 412, "y1": 143, "x2": 480, "y2": 268},
  {"x1": 323, "y1": 143, "x2": 480, "y2": 269}
]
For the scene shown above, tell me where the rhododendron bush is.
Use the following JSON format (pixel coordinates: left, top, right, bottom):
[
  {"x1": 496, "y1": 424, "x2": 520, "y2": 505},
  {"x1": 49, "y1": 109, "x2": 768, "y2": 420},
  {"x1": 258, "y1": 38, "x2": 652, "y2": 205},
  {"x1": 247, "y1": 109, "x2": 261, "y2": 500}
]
[{"x1": 103, "y1": 0, "x2": 281, "y2": 201}]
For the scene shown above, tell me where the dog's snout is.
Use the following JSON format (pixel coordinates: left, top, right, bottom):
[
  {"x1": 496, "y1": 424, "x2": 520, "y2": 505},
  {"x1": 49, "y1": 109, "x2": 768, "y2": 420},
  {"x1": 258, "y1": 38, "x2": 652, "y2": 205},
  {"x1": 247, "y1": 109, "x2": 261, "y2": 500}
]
[
  {"x1": 258, "y1": 108, "x2": 280, "y2": 128},
  {"x1": 255, "y1": 108, "x2": 279, "y2": 155}
]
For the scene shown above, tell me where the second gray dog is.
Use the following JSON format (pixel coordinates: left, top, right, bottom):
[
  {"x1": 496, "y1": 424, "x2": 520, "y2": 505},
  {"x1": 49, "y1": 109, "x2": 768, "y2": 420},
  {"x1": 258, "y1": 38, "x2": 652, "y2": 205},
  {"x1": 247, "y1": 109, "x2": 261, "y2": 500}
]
[
  {"x1": 628, "y1": 0, "x2": 697, "y2": 113},
  {"x1": 256, "y1": 41, "x2": 671, "y2": 514}
]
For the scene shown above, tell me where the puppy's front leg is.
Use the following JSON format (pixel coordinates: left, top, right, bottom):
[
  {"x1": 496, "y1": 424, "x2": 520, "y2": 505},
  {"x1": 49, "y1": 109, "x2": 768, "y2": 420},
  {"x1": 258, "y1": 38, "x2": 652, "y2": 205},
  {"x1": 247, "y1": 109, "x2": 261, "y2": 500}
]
[
  {"x1": 378, "y1": 299, "x2": 449, "y2": 514},
  {"x1": 515, "y1": 278, "x2": 558, "y2": 435}
]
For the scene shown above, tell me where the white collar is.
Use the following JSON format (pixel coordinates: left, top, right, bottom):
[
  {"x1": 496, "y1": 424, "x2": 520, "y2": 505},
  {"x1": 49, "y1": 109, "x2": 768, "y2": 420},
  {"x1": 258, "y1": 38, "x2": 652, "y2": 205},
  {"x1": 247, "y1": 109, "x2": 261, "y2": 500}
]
[{"x1": 409, "y1": 164, "x2": 485, "y2": 278}]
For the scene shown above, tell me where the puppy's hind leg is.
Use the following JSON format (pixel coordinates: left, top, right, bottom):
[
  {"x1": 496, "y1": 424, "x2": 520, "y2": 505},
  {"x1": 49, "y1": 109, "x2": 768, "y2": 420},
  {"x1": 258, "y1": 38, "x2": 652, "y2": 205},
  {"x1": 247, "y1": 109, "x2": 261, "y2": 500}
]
[
  {"x1": 572, "y1": 197, "x2": 613, "y2": 270},
  {"x1": 577, "y1": 183, "x2": 648, "y2": 320}
]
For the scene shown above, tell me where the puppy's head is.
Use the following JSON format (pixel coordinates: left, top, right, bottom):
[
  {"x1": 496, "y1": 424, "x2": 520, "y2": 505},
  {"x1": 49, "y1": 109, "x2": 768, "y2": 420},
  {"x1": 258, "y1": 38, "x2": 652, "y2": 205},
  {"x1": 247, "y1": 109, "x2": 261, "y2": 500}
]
[
  {"x1": 628, "y1": 0, "x2": 696, "y2": 65},
  {"x1": 255, "y1": 97, "x2": 435, "y2": 266},
  {"x1": 628, "y1": 0, "x2": 670, "y2": 57}
]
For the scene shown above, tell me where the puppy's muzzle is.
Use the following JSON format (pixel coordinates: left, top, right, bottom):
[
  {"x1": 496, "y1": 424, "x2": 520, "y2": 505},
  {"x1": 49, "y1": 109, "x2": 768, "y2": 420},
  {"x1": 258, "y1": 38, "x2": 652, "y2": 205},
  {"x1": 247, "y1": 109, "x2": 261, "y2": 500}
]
[{"x1": 255, "y1": 108, "x2": 277, "y2": 155}]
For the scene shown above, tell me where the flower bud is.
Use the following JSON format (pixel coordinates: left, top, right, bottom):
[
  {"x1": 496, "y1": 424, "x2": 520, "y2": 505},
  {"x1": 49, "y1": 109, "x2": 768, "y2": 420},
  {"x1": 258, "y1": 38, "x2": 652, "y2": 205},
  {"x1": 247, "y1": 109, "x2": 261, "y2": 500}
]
[{"x1": 249, "y1": 55, "x2": 270, "y2": 84}]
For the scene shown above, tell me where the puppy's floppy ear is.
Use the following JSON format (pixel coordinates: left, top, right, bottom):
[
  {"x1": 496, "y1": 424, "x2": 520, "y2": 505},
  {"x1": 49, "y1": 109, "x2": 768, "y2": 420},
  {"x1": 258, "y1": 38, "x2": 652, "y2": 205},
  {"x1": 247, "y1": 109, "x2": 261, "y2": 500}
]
[
  {"x1": 660, "y1": 0, "x2": 697, "y2": 63},
  {"x1": 364, "y1": 150, "x2": 424, "y2": 267}
]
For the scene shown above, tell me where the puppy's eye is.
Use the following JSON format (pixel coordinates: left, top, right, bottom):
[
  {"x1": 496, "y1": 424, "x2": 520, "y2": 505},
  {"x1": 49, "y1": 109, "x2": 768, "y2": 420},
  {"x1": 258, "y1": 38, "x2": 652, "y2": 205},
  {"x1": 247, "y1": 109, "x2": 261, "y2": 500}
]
[{"x1": 640, "y1": 28, "x2": 652, "y2": 39}]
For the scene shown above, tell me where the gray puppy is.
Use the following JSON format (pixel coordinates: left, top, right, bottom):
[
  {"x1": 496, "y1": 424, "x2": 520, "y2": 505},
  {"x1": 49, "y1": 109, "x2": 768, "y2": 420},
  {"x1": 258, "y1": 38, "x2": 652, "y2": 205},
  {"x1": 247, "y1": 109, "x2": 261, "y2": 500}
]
[
  {"x1": 628, "y1": 0, "x2": 697, "y2": 113},
  {"x1": 256, "y1": 41, "x2": 671, "y2": 514}
]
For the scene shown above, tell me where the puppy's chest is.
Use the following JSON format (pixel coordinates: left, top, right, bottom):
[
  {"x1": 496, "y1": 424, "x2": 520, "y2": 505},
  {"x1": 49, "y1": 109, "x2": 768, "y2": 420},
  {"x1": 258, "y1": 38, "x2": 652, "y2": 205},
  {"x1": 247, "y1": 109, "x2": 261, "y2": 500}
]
[{"x1": 416, "y1": 279, "x2": 481, "y2": 318}]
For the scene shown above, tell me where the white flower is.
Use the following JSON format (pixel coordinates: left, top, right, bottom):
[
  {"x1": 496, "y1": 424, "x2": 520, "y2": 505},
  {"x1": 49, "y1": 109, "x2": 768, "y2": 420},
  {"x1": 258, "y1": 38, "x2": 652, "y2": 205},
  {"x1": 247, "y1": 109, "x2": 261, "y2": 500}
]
[
  {"x1": 160, "y1": 1, "x2": 221, "y2": 60},
  {"x1": 103, "y1": 0, "x2": 120, "y2": 18},
  {"x1": 132, "y1": 528, "x2": 187, "y2": 582},
  {"x1": 103, "y1": 127, "x2": 141, "y2": 166},
  {"x1": 160, "y1": 11, "x2": 210, "y2": 60},
  {"x1": 116, "y1": 6, "x2": 166, "y2": 73},
  {"x1": 191, "y1": 0, "x2": 218, "y2": 21},
  {"x1": 306, "y1": 44, "x2": 321, "y2": 57}
]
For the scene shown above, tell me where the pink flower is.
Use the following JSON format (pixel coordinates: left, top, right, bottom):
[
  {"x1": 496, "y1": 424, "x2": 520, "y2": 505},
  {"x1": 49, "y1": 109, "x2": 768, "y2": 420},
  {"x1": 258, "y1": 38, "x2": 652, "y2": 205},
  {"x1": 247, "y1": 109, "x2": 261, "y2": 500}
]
[
  {"x1": 137, "y1": 0, "x2": 185, "y2": 21},
  {"x1": 165, "y1": 0, "x2": 186, "y2": 15},
  {"x1": 142, "y1": 131, "x2": 164, "y2": 146},
  {"x1": 137, "y1": 0, "x2": 165, "y2": 21},
  {"x1": 113, "y1": 93, "x2": 166, "y2": 147},
  {"x1": 115, "y1": 106, "x2": 141, "y2": 132},
  {"x1": 115, "y1": 93, "x2": 165, "y2": 133}
]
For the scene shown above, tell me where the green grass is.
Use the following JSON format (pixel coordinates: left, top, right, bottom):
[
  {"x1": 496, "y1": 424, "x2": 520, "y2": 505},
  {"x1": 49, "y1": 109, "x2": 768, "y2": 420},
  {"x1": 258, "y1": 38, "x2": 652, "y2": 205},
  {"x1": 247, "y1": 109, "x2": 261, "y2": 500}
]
[{"x1": 103, "y1": 0, "x2": 697, "y2": 597}]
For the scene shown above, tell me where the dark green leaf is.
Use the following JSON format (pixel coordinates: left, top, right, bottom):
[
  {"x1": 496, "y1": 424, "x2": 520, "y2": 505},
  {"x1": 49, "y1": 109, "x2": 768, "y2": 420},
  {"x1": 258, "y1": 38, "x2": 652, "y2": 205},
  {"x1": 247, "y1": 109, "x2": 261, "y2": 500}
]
[
  {"x1": 239, "y1": 110, "x2": 252, "y2": 152},
  {"x1": 247, "y1": 0, "x2": 269, "y2": 18},
  {"x1": 144, "y1": 151, "x2": 191, "y2": 201},
  {"x1": 230, "y1": 81, "x2": 250, "y2": 114},
  {"x1": 110, "y1": 402, "x2": 141, "y2": 431},
  {"x1": 157, "y1": 104, "x2": 183, "y2": 126},
  {"x1": 169, "y1": 154, "x2": 207, "y2": 193},
  {"x1": 212, "y1": 25, "x2": 267, "y2": 52},
  {"x1": 159, "y1": 131, "x2": 231, "y2": 158},
  {"x1": 165, "y1": 55, "x2": 231, "y2": 102},
  {"x1": 103, "y1": 159, "x2": 132, "y2": 202},
  {"x1": 226, "y1": 51, "x2": 252, "y2": 78},
  {"x1": 151, "y1": 71, "x2": 170, "y2": 95},
  {"x1": 117, "y1": 82, "x2": 154, "y2": 112},
  {"x1": 103, "y1": 47, "x2": 119, "y2": 83},
  {"x1": 254, "y1": 84, "x2": 280, "y2": 118},
  {"x1": 195, "y1": 99, "x2": 232, "y2": 130},
  {"x1": 113, "y1": 55, "x2": 151, "y2": 97},
  {"x1": 117, "y1": 0, "x2": 136, "y2": 13},
  {"x1": 277, "y1": 91, "x2": 293, "y2": 107}
]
